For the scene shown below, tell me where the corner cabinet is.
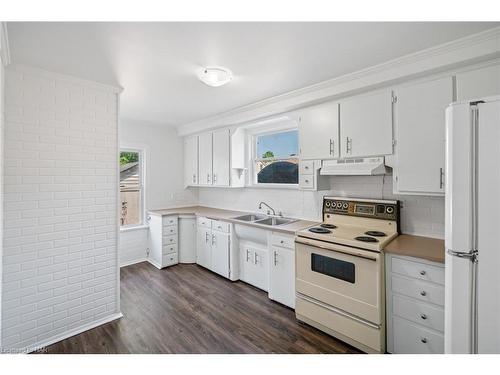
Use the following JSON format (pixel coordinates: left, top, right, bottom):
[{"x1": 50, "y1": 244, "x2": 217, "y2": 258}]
[
  {"x1": 456, "y1": 64, "x2": 500, "y2": 101},
  {"x1": 339, "y1": 90, "x2": 393, "y2": 158},
  {"x1": 393, "y1": 76, "x2": 452, "y2": 195},
  {"x1": 298, "y1": 101, "x2": 340, "y2": 160},
  {"x1": 147, "y1": 214, "x2": 179, "y2": 269}
]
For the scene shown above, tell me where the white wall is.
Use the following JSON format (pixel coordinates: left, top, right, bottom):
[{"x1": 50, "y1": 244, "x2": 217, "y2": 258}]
[
  {"x1": 118, "y1": 120, "x2": 197, "y2": 266},
  {"x1": 198, "y1": 175, "x2": 445, "y2": 239},
  {"x1": 1, "y1": 65, "x2": 121, "y2": 351}
]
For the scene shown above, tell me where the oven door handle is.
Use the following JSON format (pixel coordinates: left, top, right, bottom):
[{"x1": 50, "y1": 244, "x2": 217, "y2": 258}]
[{"x1": 295, "y1": 237, "x2": 378, "y2": 261}]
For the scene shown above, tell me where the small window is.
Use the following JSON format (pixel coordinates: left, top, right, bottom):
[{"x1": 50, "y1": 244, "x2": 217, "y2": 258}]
[
  {"x1": 254, "y1": 129, "x2": 299, "y2": 185},
  {"x1": 120, "y1": 150, "x2": 143, "y2": 227}
]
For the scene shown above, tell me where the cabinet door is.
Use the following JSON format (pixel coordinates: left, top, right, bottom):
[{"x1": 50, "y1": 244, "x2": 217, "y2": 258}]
[
  {"x1": 269, "y1": 247, "x2": 295, "y2": 308},
  {"x1": 456, "y1": 64, "x2": 500, "y2": 101},
  {"x1": 198, "y1": 132, "x2": 213, "y2": 186},
  {"x1": 395, "y1": 77, "x2": 452, "y2": 195},
  {"x1": 252, "y1": 247, "x2": 269, "y2": 292},
  {"x1": 210, "y1": 231, "x2": 230, "y2": 278},
  {"x1": 196, "y1": 227, "x2": 212, "y2": 269},
  {"x1": 239, "y1": 246, "x2": 254, "y2": 284},
  {"x1": 184, "y1": 136, "x2": 198, "y2": 186},
  {"x1": 298, "y1": 101, "x2": 339, "y2": 159},
  {"x1": 340, "y1": 90, "x2": 393, "y2": 158},
  {"x1": 212, "y1": 129, "x2": 230, "y2": 186}
]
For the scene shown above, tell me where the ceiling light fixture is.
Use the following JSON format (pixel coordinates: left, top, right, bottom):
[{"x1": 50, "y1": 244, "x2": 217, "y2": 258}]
[{"x1": 197, "y1": 66, "x2": 233, "y2": 87}]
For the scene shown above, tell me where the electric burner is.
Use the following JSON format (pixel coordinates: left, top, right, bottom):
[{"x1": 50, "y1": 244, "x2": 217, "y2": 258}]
[
  {"x1": 364, "y1": 231, "x2": 386, "y2": 237},
  {"x1": 320, "y1": 223, "x2": 337, "y2": 229},
  {"x1": 309, "y1": 227, "x2": 332, "y2": 234},
  {"x1": 355, "y1": 236, "x2": 379, "y2": 243}
]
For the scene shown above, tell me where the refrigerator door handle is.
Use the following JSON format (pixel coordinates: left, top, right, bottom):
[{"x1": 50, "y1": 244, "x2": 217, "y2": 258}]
[{"x1": 447, "y1": 249, "x2": 477, "y2": 260}]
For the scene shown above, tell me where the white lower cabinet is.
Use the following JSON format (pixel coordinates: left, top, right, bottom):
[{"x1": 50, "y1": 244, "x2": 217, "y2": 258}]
[
  {"x1": 386, "y1": 254, "x2": 445, "y2": 353},
  {"x1": 147, "y1": 214, "x2": 179, "y2": 269},
  {"x1": 269, "y1": 233, "x2": 295, "y2": 308},
  {"x1": 196, "y1": 217, "x2": 232, "y2": 279},
  {"x1": 211, "y1": 230, "x2": 231, "y2": 278},
  {"x1": 240, "y1": 245, "x2": 269, "y2": 292},
  {"x1": 196, "y1": 226, "x2": 212, "y2": 269}
]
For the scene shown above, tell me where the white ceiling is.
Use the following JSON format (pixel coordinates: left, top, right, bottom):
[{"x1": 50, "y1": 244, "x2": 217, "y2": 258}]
[{"x1": 7, "y1": 22, "x2": 499, "y2": 127}]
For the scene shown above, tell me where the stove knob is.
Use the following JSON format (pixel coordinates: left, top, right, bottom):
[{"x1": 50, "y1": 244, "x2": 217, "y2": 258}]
[
  {"x1": 342, "y1": 202, "x2": 349, "y2": 209},
  {"x1": 386, "y1": 206, "x2": 394, "y2": 214},
  {"x1": 326, "y1": 201, "x2": 331, "y2": 207}
]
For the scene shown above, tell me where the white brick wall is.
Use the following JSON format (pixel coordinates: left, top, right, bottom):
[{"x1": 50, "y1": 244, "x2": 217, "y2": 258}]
[{"x1": 1, "y1": 65, "x2": 121, "y2": 351}]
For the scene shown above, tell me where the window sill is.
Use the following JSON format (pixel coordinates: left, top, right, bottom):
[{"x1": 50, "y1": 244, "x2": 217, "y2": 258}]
[
  {"x1": 245, "y1": 184, "x2": 299, "y2": 190},
  {"x1": 120, "y1": 224, "x2": 149, "y2": 233}
]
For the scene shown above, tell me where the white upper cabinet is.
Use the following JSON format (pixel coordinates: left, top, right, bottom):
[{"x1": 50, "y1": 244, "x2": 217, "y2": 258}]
[
  {"x1": 456, "y1": 64, "x2": 500, "y2": 101},
  {"x1": 184, "y1": 136, "x2": 198, "y2": 186},
  {"x1": 339, "y1": 90, "x2": 393, "y2": 158},
  {"x1": 298, "y1": 101, "x2": 339, "y2": 160},
  {"x1": 394, "y1": 76, "x2": 452, "y2": 195},
  {"x1": 198, "y1": 132, "x2": 213, "y2": 186},
  {"x1": 212, "y1": 129, "x2": 230, "y2": 187}
]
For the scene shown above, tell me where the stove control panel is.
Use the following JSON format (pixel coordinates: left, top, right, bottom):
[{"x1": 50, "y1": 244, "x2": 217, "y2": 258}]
[{"x1": 323, "y1": 197, "x2": 399, "y2": 221}]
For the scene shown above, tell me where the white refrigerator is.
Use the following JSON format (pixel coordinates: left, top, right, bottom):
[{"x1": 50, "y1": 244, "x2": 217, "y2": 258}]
[{"x1": 445, "y1": 95, "x2": 500, "y2": 354}]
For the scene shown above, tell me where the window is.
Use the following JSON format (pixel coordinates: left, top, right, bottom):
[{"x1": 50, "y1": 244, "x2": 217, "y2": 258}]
[
  {"x1": 253, "y1": 129, "x2": 299, "y2": 185},
  {"x1": 120, "y1": 149, "x2": 144, "y2": 227}
]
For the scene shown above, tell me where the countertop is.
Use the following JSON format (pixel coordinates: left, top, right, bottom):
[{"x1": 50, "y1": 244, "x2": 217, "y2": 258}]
[
  {"x1": 384, "y1": 234, "x2": 445, "y2": 263},
  {"x1": 148, "y1": 206, "x2": 318, "y2": 235}
]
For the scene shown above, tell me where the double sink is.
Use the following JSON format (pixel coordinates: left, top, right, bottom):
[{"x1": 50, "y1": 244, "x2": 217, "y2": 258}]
[{"x1": 232, "y1": 214, "x2": 296, "y2": 226}]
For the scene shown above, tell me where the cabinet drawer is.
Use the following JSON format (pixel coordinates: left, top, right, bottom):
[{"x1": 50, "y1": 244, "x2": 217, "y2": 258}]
[
  {"x1": 392, "y1": 275, "x2": 444, "y2": 306},
  {"x1": 197, "y1": 216, "x2": 212, "y2": 229},
  {"x1": 393, "y1": 317, "x2": 444, "y2": 354},
  {"x1": 299, "y1": 174, "x2": 315, "y2": 189},
  {"x1": 393, "y1": 294, "x2": 444, "y2": 332},
  {"x1": 162, "y1": 243, "x2": 178, "y2": 255},
  {"x1": 162, "y1": 234, "x2": 177, "y2": 245},
  {"x1": 162, "y1": 216, "x2": 178, "y2": 226},
  {"x1": 299, "y1": 161, "x2": 315, "y2": 175},
  {"x1": 162, "y1": 225, "x2": 177, "y2": 236},
  {"x1": 211, "y1": 220, "x2": 230, "y2": 233},
  {"x1": 271, "y1": 233, "x2": 295, "y2": 249},
  {"x1": 392, "y1": 257, "x2": 444, "y2": 285},
  {"x1": 162, "y1": 252, "x2": 178, "y2": 267}
]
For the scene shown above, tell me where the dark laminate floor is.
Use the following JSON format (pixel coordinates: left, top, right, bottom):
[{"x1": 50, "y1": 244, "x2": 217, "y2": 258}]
[{"x1": 41, "y1": 262, "x2": 362, "y2": 354}]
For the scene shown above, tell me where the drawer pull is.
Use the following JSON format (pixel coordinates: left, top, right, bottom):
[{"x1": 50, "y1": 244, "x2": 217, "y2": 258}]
[
  {"x1": 420, "y1": 314, "x2": 428, "y2": 320},
  {"x1": 280, "y1": 240, "x2": 284, "y2": 244},
  {"x1": 421, "y1": 338, "x2": 428, "y2": 344},
  {"x1": 420, "y1": 291, "x2": 427, "y2": 296},
  {"x1": 420, "y1": 270, "x2": 426, "y2": 276}
]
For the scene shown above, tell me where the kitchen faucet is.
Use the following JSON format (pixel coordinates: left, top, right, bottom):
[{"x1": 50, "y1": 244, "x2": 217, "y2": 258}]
[{"x1": 258, "y1": 201, "x2": 282, "y2": 217}]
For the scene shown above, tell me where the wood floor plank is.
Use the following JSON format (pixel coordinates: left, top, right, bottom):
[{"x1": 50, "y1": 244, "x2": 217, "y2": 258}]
[{"x1": 39, "y1": 262, "x2": 362, "y2": 354}]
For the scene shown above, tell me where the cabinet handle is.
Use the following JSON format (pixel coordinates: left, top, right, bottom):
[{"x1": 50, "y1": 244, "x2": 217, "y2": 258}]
[
  {"x1": 213, "y1": 174, "x2": 217, "y2": 183},
  {"x1": 273, "y1": 251, "x2": 278, "y2": 266},
  {"x1": 420, "y1": 314, "x2": 428, "y2": 320},
  {"x1": 212, "y1": 234, "x2": 216, "y2": 246},
  {"x1": 246, "y1": 249, "x2": 250, "y2": 262},
  {"x1": 420, "y1": 270, "x2": 426, "y2": 276},
  {"x1": 420, "y1": 290, "x2": 427, "y2": 296},
  {"x1": 439, "y1": 168, "x2": 444, "y2": 189},
  {"x1": 205, "y1": 232, "x2": 209, "y2": 243},
  {"x1": 421, "y1": 338, "x2": 428, "y2": 344},
  {"x1": 192, "y1": 174, "x2": 196, "y2": 183},
  {"x1": 207, "y1": 173, "x2": 210, "y2": 183},
  {"x1": 305, "y1": 179, "x2": 309, "y2": 183},
  {"x1": 346, "y1": 137, "x2": 352, "y2": 154},
  {"x1": 329, "y1": 139, "x2": 334, "y2": 155},
  {"x1": 254, "y1": 252, "x2": 258, "y2": 265}
]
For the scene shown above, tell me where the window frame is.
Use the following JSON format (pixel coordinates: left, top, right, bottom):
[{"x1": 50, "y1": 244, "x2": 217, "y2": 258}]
[
  {"x1": 249, "y1": 126, "x2": 299, "y2": 188},
  {"x1": 119, "y1": 147, "x2": 146, "y2": 230}
]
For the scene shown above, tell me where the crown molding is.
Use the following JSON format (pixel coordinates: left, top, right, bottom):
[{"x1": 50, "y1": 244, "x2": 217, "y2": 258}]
[
  {"x1": 177, "y1": 26, "x2": 500, "y2": 136},
  {"x1": 1, "y1": 22, "x2": 11, "y2": 66},
  {"x1": 6, "y1": 63, "x2": 124, "y2": 94}
]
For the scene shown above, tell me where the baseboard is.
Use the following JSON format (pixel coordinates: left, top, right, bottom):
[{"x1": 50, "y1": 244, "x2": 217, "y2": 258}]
[
  {"x1": 26, "y1": 312, "x2": 123, "y2": 353},
  {"x1": 120, "y1": 257, "x2": 148, "y2": 268},
  {"x1": 147, "y1": 258, "x2": 162, "y2": 269}
]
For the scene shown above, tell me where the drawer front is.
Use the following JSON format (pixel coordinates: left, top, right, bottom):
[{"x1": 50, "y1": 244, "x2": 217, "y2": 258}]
[
  {"x1": 393, "y1": 294, "x2": 444, "y2": 332},
  {"x1": 271, "y1": 233, "x2": 294, "y2": 249},
  {"x1": 392, "y1": 275, "x2": 444, "y2": 306},
  {"x1": 162, "y1": 234, "x2": 177, "y2": 245},
  {"x1": 211, "y1": 220, "x2": 230, "y2": 233},
  {"x1": 393, "y1": 317, "x2": 444, "y2": 354},
  {"x1": 162, "y1": 252, "x2": 178, "y2": 267},
  {"x1": 299, "y1": 160, "x2": 315, "y2": 175},
  {"x1": 162, "y1": 225, "x2": 178, "y2": 236},
  {"x1": 299, "y1": 174, "x2": 315, "y2": 189},
  {"x1": 162, "y1": 243, "x2": 178, "y2": 255},
  {"x1": 197, "y1": 216, "x2": 212, "y2": 229},
  {"x1": 392, "y1": 257, "x2": 444, "y2": 285},
  {"x1": 162, "y1": 215, "x2": 178, "y2": 226}
]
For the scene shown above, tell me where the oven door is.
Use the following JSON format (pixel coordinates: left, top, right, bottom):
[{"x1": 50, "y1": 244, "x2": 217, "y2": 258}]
[{"x1": 295, "y1": 237, "x2": 383, "y2": 324}]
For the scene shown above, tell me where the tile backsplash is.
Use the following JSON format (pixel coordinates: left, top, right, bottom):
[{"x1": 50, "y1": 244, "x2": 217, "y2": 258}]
[{"x1": 198, "y1": 175, "x2": 444, "y2": 239}]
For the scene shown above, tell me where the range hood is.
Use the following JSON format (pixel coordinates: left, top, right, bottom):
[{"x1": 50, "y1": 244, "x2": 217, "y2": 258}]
[{"x1": 320, "y1": 157, "x2": 388, "y2": 176}]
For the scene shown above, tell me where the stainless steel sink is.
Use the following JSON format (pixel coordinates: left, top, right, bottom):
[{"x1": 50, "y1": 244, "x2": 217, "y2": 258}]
[
  {"x1": 254, "y1": 217, "x2": 296, "y2": 226},
  {"x1": 232, "y1": 214, "x2": 268, "y2": 222}
]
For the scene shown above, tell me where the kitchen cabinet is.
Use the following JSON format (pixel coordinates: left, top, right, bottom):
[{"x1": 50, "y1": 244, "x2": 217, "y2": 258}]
[
  {"x1": 269, "y1": 233, "x2": 295, "y2": 308},
  {"x1": 240, "y1": 245, "x2": 269, "y2": 292},
  {"x1": 196, "y1": 225, "x2": 212, "y2": 269},
  {"x1": 339, "y1": 90, "x2": 393, "y2": 158},
  {"x1": 386, "y1": 253, "x2": 445, "y2": 354},
  {"x1": 184, "y1": 136, "x2": 198, "y2": 186},
  {"x1": 212, "y1": 129, "x2": 230, "y2": 186},
  {"x1": 198, "y1": 132, "x2": 213, "y2": 186},
  {"x1": 298, "y1": 160, "x2": 329, "y2": 191},
  {"x1": 298, "y1": 101, "x2": 339, "y2": 160},
  {"x1": 456, "y1": 64, "x2": 500, "y2": 101},
  {"x1": 147, "y1": 214, "x2": 179, "y2": 269},
  {"x1": 196, "y1": 217, "x2": 232, "y2": 279},
  {"x1": 393, "y1": 76, "x2": 452, "y2": 195},
  {"x1": 211, "y1": 229, "x2": 230, "y2": 278}
]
